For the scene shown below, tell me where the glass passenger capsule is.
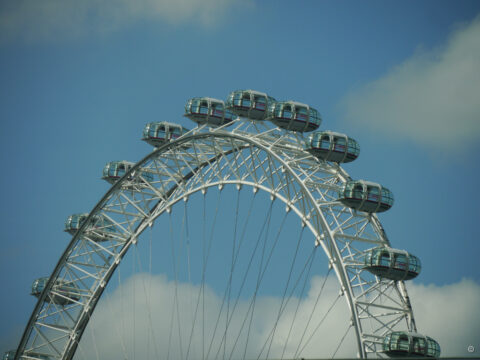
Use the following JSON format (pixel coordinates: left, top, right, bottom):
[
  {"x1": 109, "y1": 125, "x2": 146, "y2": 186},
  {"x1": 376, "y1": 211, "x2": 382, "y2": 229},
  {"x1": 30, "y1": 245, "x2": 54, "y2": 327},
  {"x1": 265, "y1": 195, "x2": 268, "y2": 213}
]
[
  {"x1": 3, "y1": 351, "x2": 15, "y2": 360},
  {"x1": 142, "y1": 121, "x2": 189, "y2": 147},
  {"x1": 306, "y1": 131, "x2": 360, "y2": 163},
  {"x1": 31, "y1": 277, "x2": 80, "y2": 306},
  {"x1": 383, "y1": 331, "x2": 441, "y2": 358},
  {"x1": 64, "y1": 213, "x2": 89, "y2": 235},
  {"x1": 64, "y1": 213, "x2": 116, "y2": 241},
  {"x1": 7, "y1": 353, "x2": 49, "y2": 360},
  {"x1": 364, "y1": 247, "x2": 421, "y2": 280},
  {"x1": 338, "y1": 180, "x2": 394, "y2": 213},
  {"x1": 225, "y1": 90, "x2": 276, "y2": 120},
  {"x1": 102, "y1": 161, "x2": 154, "y2": 185},
  {"x1": 266, "y1": 101, "x2": 321, "y2": 132},
  {"x1": 184, "y1": 97, "x2": 236, "y2": 127}
]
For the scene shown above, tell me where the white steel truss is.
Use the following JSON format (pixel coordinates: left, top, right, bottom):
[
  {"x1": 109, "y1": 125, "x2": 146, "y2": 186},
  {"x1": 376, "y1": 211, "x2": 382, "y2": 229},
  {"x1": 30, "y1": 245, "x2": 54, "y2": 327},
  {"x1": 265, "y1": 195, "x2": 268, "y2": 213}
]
[{"x1": 16, "y1": 119, "x2": 417, "y2": 360}]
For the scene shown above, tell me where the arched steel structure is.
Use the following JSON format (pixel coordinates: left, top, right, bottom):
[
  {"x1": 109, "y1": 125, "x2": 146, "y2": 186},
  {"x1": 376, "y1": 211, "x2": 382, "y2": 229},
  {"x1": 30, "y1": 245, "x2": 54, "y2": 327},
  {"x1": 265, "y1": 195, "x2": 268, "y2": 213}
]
[{"x1": 15, "y1": 119, "x2": 417, "y2": 360}]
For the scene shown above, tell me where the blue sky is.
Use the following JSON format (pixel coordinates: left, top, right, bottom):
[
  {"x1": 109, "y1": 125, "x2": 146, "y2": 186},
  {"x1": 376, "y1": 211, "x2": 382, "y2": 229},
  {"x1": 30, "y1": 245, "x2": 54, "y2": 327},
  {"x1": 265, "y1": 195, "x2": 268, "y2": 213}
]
[{"x1": 1, "y1": 0, "x2": 479, "y2": 357}]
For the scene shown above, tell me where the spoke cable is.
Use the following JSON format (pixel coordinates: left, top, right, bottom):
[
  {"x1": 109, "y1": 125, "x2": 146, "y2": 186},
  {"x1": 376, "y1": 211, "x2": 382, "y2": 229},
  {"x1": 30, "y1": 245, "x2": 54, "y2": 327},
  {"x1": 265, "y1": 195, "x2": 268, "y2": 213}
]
[
  {"x1": 280, "y1": 248, "x2": 318, "y2": 360},
  {"x1": 191, "y1": 189, "x2": 223, "y2": 360},
  {"x1": 264, "y1": 226, "x2": 305, "y2": 359},
  {"x1": 293, "y1": 266, "x2": 333, "y2": 358},
  {"x1": 167, "y1": 210, "x2": 184, "y2": 360},
  {"x1": 224, "y1": 189, "x2": 241, "y2": 360},
  {"x1": 228, "y1": 201, "x2": 277, "y2": 360},
  {"x1": 132, "y1": 237, "x2": 161, "y2": 360},
  {"x1": 332, "y1": 323, "x2": 352, "y2": 358},
  {"x1": 296, "y1": 292, "x2": 342, "y2": 357},
  {"x1": 256, "y1": 237, "x2": 319, "y2": 360},
  {"x1": 205, "y1": 196, "x2": 271, "y2": 360}
]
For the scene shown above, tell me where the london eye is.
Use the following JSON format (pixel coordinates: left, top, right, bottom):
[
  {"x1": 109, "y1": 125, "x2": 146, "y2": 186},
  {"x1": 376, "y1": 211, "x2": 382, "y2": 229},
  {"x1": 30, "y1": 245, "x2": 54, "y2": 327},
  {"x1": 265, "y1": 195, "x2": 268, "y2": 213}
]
[{"x1": 10, "y1": 89, "x2": 440, "y2": 360}]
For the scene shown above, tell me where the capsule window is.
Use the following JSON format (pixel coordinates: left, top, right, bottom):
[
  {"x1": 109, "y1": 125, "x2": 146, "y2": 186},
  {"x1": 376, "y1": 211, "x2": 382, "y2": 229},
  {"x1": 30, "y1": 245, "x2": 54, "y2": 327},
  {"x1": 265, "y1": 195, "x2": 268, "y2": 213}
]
[
  {"x1": 367, "y1": 186, "x2": 380, "y2": 202},
  {"x1": 380, "y1": 252, "x2": 390, "y2": 267},
  {"x1": 372, "y1": 250, "x2": 390, "y2": 267},
  {"x1": 242, "y1": 93, "x2": 251, "y2": 107},
  {"x1": 409, "y1": 256, "x2": 421, "y2": 273},
  {"x1": 353, "y1": 185, "x2": 363, "y2": 199},
  {"x1": 149, "y1": 126, "x2": 156, "y2": 138},
  {"x1": 347, "y1": 139, "x2": 357, "y2": 151},
  {"x1": 295, "y1": 106, "x2": 308, "y2": 121},
  {"x1": 334, "y1": 137, "x2": 346, "y2": 151},
  {"x1": 197, "y1": 101, "x2": 208, "y2": 115},
  {"x1": 394, "y1": 254, "x2": 408, "y2": 270},
  {"x1": 394, "y1": 333, "x2": 410, "y2": 351},
  {"x1": 211, "y1": 103, "x2": 224, "y2": 117},
  {"x1": 413, "y1": 337, "x2": 426, "y2": 354},
  {"x1": 233, "y1": 93, "x2": 242, "y2": 106},
  {"x1": 381, "y1": 188, "x2": 394, "y2": 205},
  {"x1": 320, "y1": 135, "x2": 330, "y2": 149},
  {"x1": 253, "y1": 95, "x2": 266, "y2": 109},
  {"x1": 190, "y1": 99, "x2": 201, "y2": 112},
  {"x1": 427, "y1": 338, "x2": 441, "y2": 357}
]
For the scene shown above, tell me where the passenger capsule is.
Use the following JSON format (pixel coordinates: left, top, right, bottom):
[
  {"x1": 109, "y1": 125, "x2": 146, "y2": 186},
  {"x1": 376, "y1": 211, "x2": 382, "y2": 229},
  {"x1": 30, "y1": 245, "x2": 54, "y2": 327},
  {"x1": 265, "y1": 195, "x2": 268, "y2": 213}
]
[
  {"x1": 5, "y1": 352, "x2": 48, "y2": 360},
  {"x1": 266, "y1": 101, "x2": 321, "y2": 132},
  {"x1": 142, "y1": 122, "x2": 189, "y2": 147},
  {"x1": 31, "y1": 277, "x2": 80, "y2": 306},
  {"x1": 102, "y1": 161, "x2": 154, "y2": 185},
  {"x1": 225, "y1": 90, "x2": 276, "y2": 120},
  {"x1": 3, "y1": 351, "x2": 15, "y2": 360},
  {"x1": 184, "y1": 97, "x2": 236, "y2": 127},
  {"x1": 64, "y1": 213, "x2": 89, "y2": 235},
  {"x1": 383, "y1": 331, "x2": 440, "y2": 358},
  {"x1": 338, "y1": 180, "x2": 394, "y2": 213},
  {"x1": 64, "y1": 213, "x2": 116, "y2": 241},
  {"x1": 364, "y1": 247, "x2": 421, "y2": 280},
  {"x1": 306, "y1": 131, "x2": 360, "y2": 163}
]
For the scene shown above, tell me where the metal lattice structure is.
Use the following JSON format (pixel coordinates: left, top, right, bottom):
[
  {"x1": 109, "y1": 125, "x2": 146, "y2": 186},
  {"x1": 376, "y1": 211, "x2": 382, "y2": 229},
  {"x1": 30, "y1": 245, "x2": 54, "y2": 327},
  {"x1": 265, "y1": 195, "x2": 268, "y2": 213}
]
[{"x1": 15, "y1": 118, "x2": 418, "y2": 360}]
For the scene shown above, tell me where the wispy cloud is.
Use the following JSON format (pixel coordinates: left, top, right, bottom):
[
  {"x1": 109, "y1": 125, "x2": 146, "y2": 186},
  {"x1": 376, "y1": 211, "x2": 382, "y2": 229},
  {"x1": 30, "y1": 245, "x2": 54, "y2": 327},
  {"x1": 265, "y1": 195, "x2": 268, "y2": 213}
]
[
  {"x1": 339, "y1": 15, "x2": 480, "y2": 153},
  {"x1": 0, "y1": 0, "x2": 250, "y2": 43},
  {"x1": 79, "y1": 273, "x2": 480, "y2": 358}
]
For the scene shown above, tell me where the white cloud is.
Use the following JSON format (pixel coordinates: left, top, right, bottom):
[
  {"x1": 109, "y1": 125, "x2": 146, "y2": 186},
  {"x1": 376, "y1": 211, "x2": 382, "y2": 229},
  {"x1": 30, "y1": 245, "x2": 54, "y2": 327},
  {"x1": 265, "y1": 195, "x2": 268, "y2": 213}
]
[
  {"x1": 0, "y1": 0, "x2": 250, "y2": 43},
  {"x1": 76, "y1": 273, "x2": 480, "y2": 359},
  {"x1": 408, "y1": 278, "x2": 480, "y2": 357},
  {"x1": 339, "y1": 15, "x2": 480, "y2": 152}
]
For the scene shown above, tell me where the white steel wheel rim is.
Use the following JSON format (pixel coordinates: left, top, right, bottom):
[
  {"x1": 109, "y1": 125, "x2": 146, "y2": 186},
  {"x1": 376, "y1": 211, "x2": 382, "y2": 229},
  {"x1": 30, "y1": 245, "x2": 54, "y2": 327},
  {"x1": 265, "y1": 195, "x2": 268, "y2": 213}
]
[{"x1": 16, "y1": 119, "x2": 417, "y2": 360}]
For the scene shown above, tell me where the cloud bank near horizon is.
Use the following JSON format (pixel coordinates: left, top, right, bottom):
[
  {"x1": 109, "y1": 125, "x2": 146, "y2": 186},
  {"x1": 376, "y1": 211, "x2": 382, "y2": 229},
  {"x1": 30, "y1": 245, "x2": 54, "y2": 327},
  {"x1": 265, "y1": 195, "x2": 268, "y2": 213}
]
[
  {"x1": 0, "y1": 0, "x2": 250, "y2": 43},
  {"x1": 78, "y1": 273, "x2": 480, "y2": 359},
  {"x1": 339, "y1": 15, "x2": 480, "y2": 153}
]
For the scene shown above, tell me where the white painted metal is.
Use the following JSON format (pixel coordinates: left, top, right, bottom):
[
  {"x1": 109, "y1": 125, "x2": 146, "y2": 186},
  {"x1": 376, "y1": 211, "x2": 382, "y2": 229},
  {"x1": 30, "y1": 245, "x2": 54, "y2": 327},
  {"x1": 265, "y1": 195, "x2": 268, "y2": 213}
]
[{"x1": 15, "y1": 118, "x2": 417, "y2": 360}]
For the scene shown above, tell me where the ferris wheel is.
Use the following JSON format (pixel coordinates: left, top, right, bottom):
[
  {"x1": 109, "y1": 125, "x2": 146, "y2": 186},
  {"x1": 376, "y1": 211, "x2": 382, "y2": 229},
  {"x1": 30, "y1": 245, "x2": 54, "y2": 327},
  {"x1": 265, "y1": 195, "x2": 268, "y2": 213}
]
[{"x1": 9, "y1": 90, "x2": 441, "y2": 360}]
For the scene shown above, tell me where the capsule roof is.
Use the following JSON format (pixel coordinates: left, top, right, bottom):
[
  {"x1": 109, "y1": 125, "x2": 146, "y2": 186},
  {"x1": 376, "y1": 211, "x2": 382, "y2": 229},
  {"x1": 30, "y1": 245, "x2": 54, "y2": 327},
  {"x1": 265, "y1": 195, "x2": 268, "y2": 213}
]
[
  {"x1": 306, "y1": 130, "x2": 360, "y2": 163},
  {"x1": 266, "y1": 100, "x2": 321, "y2": 132},
  {"x1": 338, "y1": 180, "x2": 394, "y2": 213}
]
